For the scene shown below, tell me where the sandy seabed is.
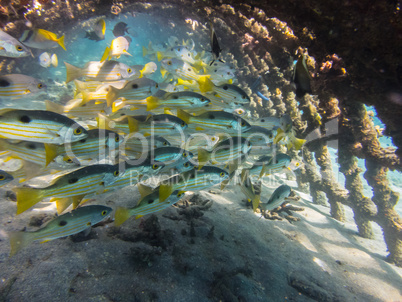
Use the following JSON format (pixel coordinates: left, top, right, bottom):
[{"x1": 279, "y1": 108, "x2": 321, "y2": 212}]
[{"x1": 0, "y1": 176, "x2": 401, "y2": 302}]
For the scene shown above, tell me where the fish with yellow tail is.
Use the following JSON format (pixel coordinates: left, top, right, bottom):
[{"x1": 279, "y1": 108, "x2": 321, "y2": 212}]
[
  {"x1": 101, "y1": 36, "x2": 132, "y2": 62},
  {"x1": 199, "y1": 77, "x2": 250, "y2": 106},
  {"x1": 149, "y1": 166, "x2": 229, "y2": 202},
  {"x1": 197, "y1": 136, "x2": 252, "y2": 169},
  {"x1": 131, "y1": 62, "x2": 158, "y2": 78},
  {"x1": 46, "y1": 99, "x2": 110, "y2": 120},
  {"x1": 257, "y1": 153, "x2": 292, "y2": 178},
  {"x1": 105, "y1": 78, "x2": 159, "y2": 107},
  {"x1": 0, "y1": 74, "x2": 46, "y2": 100},
  {"x1": 9, "y1": 205, "x2": 112, "y2": 256},
  {"x1": 44, "y1": 129, "x2": 123, "y2": 166},
  {"x1": 64, "y1": 60, "x2": 136, "y2": 83},
  {"x1": 177, "y1": 109, "x2": 251, "y2": 134},
  {"x1": 20, "y1": 29, "x2": 66, "y2": 50},
  {"x1": 273, "y1": 114, "x2": 306, "y2": 150},
  {"x1": 14, "y1": 164, "x2": 120, "y2": 214},
  {"x1": 115, "y1": 190, "x2": 187, "y2": 226},
  {"x1": 160, "y1": 58, "x2": 210, "y2": 84},
  {"x1": 0, "y1": 29, "x2": 32, "y2": 57},
  {"x1": 128, "y1": 113, "x2": 187, "y2": 137},
  {"x1": 0, "y1": 170, "x2": 13, "y2": 186},
  {"x1": 238, "y1": 169, "x2": 261, "y2": 212},
  {"x1": 0, "y1": 109, "x2": 88, "y2": 144},
  {"x1": 146, "y1": 91, "x2": 210, "y2": 111},
  {"x1": 260, "y1": 184, "x2": 292, "y2": 212},
  {"x1": 85, "y1": 19, "x2": 106, "y2": 41}
]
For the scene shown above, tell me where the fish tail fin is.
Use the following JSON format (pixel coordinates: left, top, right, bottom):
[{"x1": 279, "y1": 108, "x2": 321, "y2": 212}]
[
  {"x1": 292, "y1": 137, "x2": 306, "y2": 150},
  {"x1": 259, "y1": 164, "x2": 266, "y2": 179},
  {"x1": 100, "y1": 46, "x2": 111, "y2": 63},
  {"x1": 128, "y1": 117, "x2": 139, "y2": 133},
  {"x1": 45, "y1": 100, "x2": 64, "y2": 114},
  {"x1": 142, "y1": 46, "x2": 148, "y2": 57},
  {"x1": 44, "y1": 143, "x2": 59, "y2": 166},
  {"x1": 52, "y1": 197, "x2": 72, "y2": 214},
  {"x1": 106, "y1": 86, "x2": 118, "y2": 107},
  {"x1": 146, "y1": 96, "x2": 160, "y2": 111},
  {"x1": 9, "y1": 231, "x2": 34, "y2": 257},
  {"x1": 80, "y1": 90, "x2": 92, "y2": 104},
  {"x1": 14, "y1": 187, "x2": 44, "y2": 214},
  {"x1": 177, "y1": 78, "x2": 185, "y2": 86},
  {"x1": 112, "y1": 101, "x2": 126, "y2": 113},
  {"x1": 160, "y1": 67, "x2": 167, "y2": 78},
  {"x1": 177, "y1": 109, "x2": 191, "y2": 124},
  {"x1": 197, "y1": 147, "x2": 210, "y2": 169},
  {"x1": 159, "y1": 184, "x2": 173, "y2": 202},
  {"x1": 198, "y1": 76, "x2": 213, "y2": 93},
  {"x1": 273, "y1": 128, "x2": 284, "y2": 144},
  {"x1": 114, "y1": 207, "x2": 130, "y2": 226},
  {"x1": 156, "y1": 51, "x2": 163, "y2": 62},
  {"x1": 57, "y1": 35, "x2": 66, "y2": 51},
  {"x1": 252, "y1": 195, "x2": 261, "y2": 212},
  {"x1": 64, "y1": 62, "x2": 81, "y2": 83},
  {"x1": 97, "y1": 114, "x2": 115, "y2": 131},
  {"x1": 51, "y1": 54, "x2": 58, "y2": 67}
]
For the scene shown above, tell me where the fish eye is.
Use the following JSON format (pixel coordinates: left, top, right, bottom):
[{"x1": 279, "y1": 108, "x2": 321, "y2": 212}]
[
  {"x1": 148, "y1": 199, "x2": 154, "y2": 204},
  {"x1": 296, "y1": 162, "x2": 300, "y2": 166},
  {"x1": 211, "y1": 137, "x2": 216, "y2": 141},
  {"x1": 73, "y1": 128, "x2": 83, "y2": 135},
  {"x1": 155, "y1": 83, "x2": 158, "y2": 89},
  {"x1": 182, "y1": 152, "x2": 188, "y2": 158},
  {"x1": 200, "y1": 98, "x2": 205, "y2": 101},
  {"x1": 247, "y1": 141, "x2": 251, "y2": 146},
  {"x1": 177, "y1": 192, "x2": 183, "y2": 197},
  {"x1": 187, "y1": 68, "x2": 191, "y2": 72},
  {"x1": 16, "y1": 45, "x2": 23, "y2": 52},
  {"x1": 269, "y1": 134, "x2": 273, "y2": 139},
  {"x1": 37, "y1": 83, "x2": 43, "y2": 89},
  {"x1": 101, "y1": 210, "x2": 107, "y2": 216},
  {"x1": 127, "y1": 68, "x2": 132, "y2": 73},
  {"x1": 0, "y1": 175, "x2": 5, "y2": 180},
  {"x1": 152, "y1": 164, "x2": 159, "y2": 170},
  {"x1": 242, "y1": 95, "x2": 247, "y2": 99},
  {"x1": 132, "y1": 84, "x2": 138, "y2": 89},
  {"x1": 167, "y1": 61, "x2": 172, "y2": 66},
  {"x1": 115, "y1": 136, "x2": 120, "y2": 142},
  {"x1": 113, "y1": 170, "x2": 119, "y2": 176},
  {"x1": 223, "y1": 85, "x2": 228, "y2": 90},
  {"x1": 241, "y1": 121, "x2": 246, "y2": 126},
  {"x1": 181, "y1": 121, "x2": 186, "y2": 127},
  {"x1": 66, "y1": 158, "x2": 73, "y2": 163},
  {"x1": 184, "y1": 162, "x2": 189, "y2": 168},
  {"x1": 219, "y1": 172, "x2": 226, "y2": 177},
  {"x1": 163, "y1": 141, "x2": 168, "y2": 146}
]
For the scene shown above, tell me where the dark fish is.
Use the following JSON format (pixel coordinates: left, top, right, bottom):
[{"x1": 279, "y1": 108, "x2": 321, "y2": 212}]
[
  {"x1": 209, "y1": 22, "x2": 223, "y2": 66},
  {"x1": 113, "y1": 22, "x2": 129, "y2": 37},
  {"x1": 293, "y1": 54, "x2": 312, "y2": 98}
]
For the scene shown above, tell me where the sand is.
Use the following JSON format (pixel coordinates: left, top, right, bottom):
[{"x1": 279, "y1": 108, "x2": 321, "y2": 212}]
[{"x1": 0, "y1": 177, "x2": 401, "y2": 302}]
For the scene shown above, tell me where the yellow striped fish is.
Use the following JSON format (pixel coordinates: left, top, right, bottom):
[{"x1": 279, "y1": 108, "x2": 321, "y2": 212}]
[
  {"x1": 64, "y1": 60, "x2": 137, "y2": 83},
  {"x1": 114, "y1": 190, "x2": 186, "y2": 226},
  {"x1": 0, "y1": 74, "x2": 46, "y2": 99},
  {"x1": 124, "y1": 134, "x2": 170, "y2": 156},
  {"x1": 128, "y1": 113, "x2": 187, "y2": 137},
  {"x1": 46, "y1": 99, "x2": 110, "y2": 120},
  {"x1": 151, "y1": 166, "x2": 229, "y2": 201},
  {"x1": 258, "y1": 153, "x2": 292, "y2": 178},
  {"x1": 44, "y1": 129, "x2": 123, "y2": 166},
  {"x1": 260, "y1": 184, "x2": 292, "y2": 212},
  {"x1": 105, "y1": 78, "x2": 159, "y2": 107},
  {"x1": 197, "y1": 136, "x2": 252, "y2": 169},
  {"x1": 103, "y1": 159, "x2": 164, "y2": 193},
  {"x1": 9, "y1": 205, "x2": 112, "y2": 256},
  {"x1": 0, "y1": 169, "x2": 13, "y2": 186},
  {"x1": 177, "y1": 109, "x2": 251, "y2": 134},
  {"x1": 146, "y1": 91, "x2": 210, "y2": 111},
  {"x1": 0, "y1": 109, "x2": 88, "y2": 144},
  {"x1": 200, "y1": 77, "x2": 250, "y2": 106},
  {"x1": 238, "y1": 169, "x2": 260, "y2": 212},
  {"x1": 14, "y1": 164, "x2": 120, "y2": 214},
  {"x1": 0, "y1": 138, "x2": 78, "y2": 168},
  {"x1": 160, "y1": 58, "x2": 209, "y2": 83}
]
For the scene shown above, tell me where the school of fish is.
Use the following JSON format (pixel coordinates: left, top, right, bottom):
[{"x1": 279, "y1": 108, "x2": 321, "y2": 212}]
[{"x1": 0, "y1": 19, "x2": 309, "y2": 256}]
